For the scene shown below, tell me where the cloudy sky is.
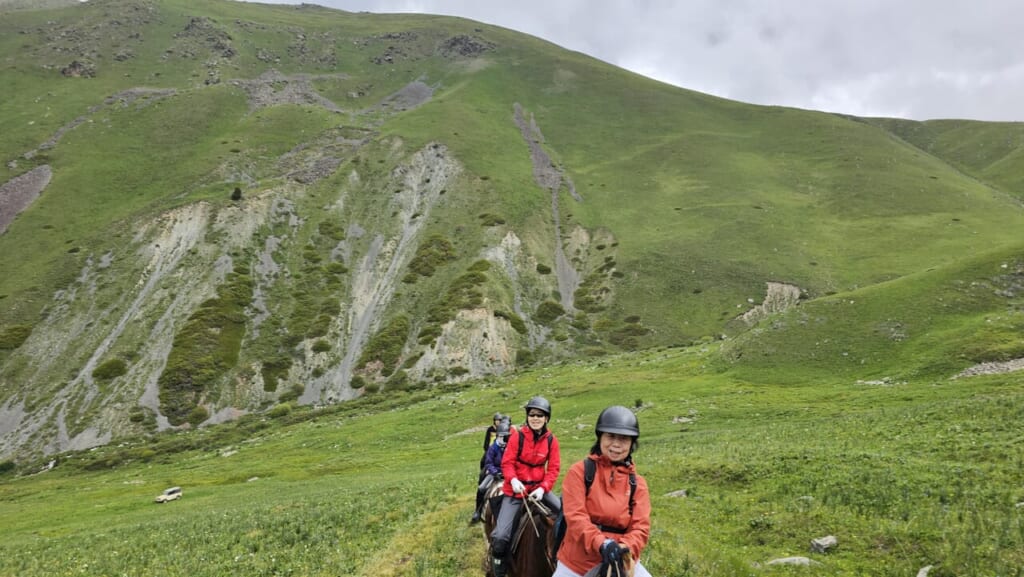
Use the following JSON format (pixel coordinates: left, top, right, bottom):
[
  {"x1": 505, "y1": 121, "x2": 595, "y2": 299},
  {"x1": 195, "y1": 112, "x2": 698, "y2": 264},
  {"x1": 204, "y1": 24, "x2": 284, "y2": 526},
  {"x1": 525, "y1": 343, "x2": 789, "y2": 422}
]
[{"x1": 267, "y1": 0, "x2": 1023, "y2": 122}]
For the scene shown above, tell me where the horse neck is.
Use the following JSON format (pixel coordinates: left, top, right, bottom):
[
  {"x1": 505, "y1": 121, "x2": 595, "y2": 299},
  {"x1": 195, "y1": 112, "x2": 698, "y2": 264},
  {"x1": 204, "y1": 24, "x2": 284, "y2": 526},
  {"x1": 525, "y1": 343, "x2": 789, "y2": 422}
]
[{"x1": 515, "y1": 514, "x2": 555, "y2": 577}]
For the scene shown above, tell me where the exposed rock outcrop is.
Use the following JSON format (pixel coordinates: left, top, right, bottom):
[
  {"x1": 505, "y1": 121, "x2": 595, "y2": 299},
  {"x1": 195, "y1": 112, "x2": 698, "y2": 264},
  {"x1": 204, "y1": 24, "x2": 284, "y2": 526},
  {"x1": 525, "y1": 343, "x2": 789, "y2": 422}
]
[{"x1": 0, "y1": 165, "x2": 51, "y2": 234}]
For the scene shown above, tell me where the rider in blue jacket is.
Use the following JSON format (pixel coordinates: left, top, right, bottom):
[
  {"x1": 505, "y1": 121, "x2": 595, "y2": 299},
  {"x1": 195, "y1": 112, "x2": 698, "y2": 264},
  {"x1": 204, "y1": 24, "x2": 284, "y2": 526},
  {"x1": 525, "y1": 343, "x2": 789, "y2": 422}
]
[{"x1": 473, "y1": 418, "x2": 511, "y2": 523}]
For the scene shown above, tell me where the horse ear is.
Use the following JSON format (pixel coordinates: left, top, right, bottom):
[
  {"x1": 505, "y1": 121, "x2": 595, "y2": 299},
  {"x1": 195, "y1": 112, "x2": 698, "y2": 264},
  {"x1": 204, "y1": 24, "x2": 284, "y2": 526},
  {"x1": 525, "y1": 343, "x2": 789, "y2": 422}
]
[{"x1": 623, "y1": 550, "x2": 635, "y2": 577}]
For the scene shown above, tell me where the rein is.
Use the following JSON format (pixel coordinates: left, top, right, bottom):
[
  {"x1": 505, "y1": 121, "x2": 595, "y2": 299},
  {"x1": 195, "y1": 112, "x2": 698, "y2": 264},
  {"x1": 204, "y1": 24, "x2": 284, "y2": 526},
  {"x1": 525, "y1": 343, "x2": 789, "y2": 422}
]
[{"x1": 517, "y1": 497, "x2": 556, "y2": 573}]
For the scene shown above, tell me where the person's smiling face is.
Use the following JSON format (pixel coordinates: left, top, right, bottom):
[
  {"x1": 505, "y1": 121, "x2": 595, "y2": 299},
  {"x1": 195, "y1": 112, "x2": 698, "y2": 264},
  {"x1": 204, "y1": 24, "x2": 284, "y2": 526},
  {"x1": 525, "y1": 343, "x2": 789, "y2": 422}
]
[
  {"x1": 526, "y1": 410, "x2": 547, "y2": 431},
  {"x1": 600, "y1": 432, "x2": 633, "y2": 462}
]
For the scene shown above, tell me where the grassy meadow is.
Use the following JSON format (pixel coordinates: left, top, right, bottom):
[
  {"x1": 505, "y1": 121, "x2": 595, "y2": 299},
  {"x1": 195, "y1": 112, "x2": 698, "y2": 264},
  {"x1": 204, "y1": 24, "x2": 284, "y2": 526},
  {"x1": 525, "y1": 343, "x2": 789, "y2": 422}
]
[
  {"x1": 1, "y1": 2, "x2": 1023, "y2": 575},
  {"x1": 2, "y1": 346, "x2": 1022, "y2": 576}
]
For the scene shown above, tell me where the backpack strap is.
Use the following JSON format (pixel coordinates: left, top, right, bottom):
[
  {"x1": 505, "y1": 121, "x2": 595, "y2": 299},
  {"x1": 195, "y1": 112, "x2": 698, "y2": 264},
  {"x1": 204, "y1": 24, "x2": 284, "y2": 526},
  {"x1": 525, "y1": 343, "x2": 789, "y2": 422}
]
[
  {"x1": 583, "y1": 458, "x2": 636, "y2": 516},
  {"x1": 516, "y1": 428, "x2": 552, "y2": 468}
]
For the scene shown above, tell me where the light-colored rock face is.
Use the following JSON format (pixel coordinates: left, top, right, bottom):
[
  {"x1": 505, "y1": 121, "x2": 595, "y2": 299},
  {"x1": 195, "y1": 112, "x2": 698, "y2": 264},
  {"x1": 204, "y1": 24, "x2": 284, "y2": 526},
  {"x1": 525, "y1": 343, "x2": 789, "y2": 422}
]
[
  {"x1": 0, "y1": 91, "x2": 616, "y2": 461},
  {"x1": 408, "y1": 308, "x2": 517, "y2": 382},
  {"x1": 0, "y1": 140, "x2": 521, "y2": 459},
  {"x1": 738, "y1": 282, "x2": 803, "y2": 325}
]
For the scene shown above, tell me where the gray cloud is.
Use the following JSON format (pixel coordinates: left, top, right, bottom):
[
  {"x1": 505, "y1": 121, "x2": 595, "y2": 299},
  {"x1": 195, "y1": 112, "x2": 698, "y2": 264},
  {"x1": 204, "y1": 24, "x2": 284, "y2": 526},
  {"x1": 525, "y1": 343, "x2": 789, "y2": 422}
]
[{"x1": 261, "y1": 0, "x2": 1024, "y2": 121}]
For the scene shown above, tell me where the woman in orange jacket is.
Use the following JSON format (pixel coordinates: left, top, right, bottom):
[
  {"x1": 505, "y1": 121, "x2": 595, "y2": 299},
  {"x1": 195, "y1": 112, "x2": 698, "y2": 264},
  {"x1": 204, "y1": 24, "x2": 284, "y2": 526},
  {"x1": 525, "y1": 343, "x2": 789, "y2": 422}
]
[
  {"x1": 554, "y1": 405, "x2": 652, "y2": 577},
  {"x1": 489, "y1": 396, "x2": 561, "y2": 577}
]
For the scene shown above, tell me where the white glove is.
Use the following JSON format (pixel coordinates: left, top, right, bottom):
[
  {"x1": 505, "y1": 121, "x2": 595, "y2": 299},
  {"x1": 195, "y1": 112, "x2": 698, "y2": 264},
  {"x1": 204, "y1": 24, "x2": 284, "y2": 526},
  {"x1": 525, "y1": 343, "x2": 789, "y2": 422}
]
[
  {"x1": 529, "y1": 487, "x2": 545, "y2": 501},
  {"x1": 510, "y1": 478, "x2": 526, "y2": 495}
]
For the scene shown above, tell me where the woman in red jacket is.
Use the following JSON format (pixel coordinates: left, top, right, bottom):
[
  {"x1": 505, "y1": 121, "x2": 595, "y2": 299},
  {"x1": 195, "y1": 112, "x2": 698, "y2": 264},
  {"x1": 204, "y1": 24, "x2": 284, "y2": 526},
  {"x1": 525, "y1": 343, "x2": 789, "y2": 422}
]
[
  {"x1": 554, "y1": 405, "x2": 652, "y2": 577},
  {"x1": 489, "y1": 396, "x2": 561, "y2": 577}
]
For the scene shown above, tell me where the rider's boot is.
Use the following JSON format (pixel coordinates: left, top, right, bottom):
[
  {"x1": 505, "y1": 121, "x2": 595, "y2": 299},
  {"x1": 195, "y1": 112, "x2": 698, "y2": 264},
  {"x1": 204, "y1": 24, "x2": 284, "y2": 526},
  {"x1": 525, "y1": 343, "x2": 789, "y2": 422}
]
[{"x1": 491, "y1": 555, "x2": 507, "y2": 577}]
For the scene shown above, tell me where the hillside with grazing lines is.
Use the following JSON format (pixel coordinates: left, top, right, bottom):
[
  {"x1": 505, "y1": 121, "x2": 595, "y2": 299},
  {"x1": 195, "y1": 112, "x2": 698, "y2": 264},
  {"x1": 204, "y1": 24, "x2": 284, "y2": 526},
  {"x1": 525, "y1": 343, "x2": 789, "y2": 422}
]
[
  {"x1": 1, "y1": 1, "x2": 1023, "y2": 575},
  {"x1": 1, "y1": 0, "x2": 1023, "y2": 459}
]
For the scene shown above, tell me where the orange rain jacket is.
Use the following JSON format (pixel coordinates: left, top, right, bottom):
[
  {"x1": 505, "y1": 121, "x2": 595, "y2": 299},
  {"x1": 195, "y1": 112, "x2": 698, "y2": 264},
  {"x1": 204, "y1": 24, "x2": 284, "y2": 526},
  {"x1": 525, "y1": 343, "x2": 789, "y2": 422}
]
[
  {"x1": 556, "y1": 453, "x2": 651, "y2": 575},
  {"x1": 500, "y1": 425, "x2": 560, "y2": 497}
]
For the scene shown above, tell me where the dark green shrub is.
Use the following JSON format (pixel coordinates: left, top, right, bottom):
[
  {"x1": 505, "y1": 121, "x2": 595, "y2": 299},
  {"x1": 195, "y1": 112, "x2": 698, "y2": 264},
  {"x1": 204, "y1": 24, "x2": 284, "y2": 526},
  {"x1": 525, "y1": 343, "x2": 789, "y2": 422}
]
[
  {"x1": 418, "y1": 323, "x2": 442, "y2": 344},
  {"x1": 0, "y1": 324, "x2": 32, "y2": 350},
  {"x1": 468, "y1": 260, "x2": 491, "y2": 272},
  {"x1": 407, "y1": 234, "x2": 456, "y2": 278},
  {"x1": 261, "y1": 357, "x2": 292, "y2": 392},
  {"x1": 306, "y1": 314, "x2": 333, "y2": 339},
  {"x1": 312, "y1": 339, "x2": 331, "y2": 353},
  {"x1": 358, "y1": 315, "x2": 411, "y2": 375},
  {"x1": 278, "y1": 384, "x2": 304, "y2": 403},
  {"x1": 318, "y1": 220, "x2": 346, "y2": 241},
  {"x1": 494, "y1": 310, "x2": 527, "y2": 334},
  {"x1": 0, "y1": 460, "x2": 15, "y2": 475},
  {"x1": 535, "y1": 300, "x2": 565, "y2": 324},
  {"x1": 402, "y1": 352, "x2": 423, "y2": 369},
  {"x1": 478, "y1": 213, "x2": 506, "y2": 226},
  {"x1": 92, "y1": 358, "x2": 128, "y2": 381},
  {"x1": 426, "y1": 271, "x2": 487, "y2": 326},
  {"x1": 267, "y1": 403, "x2": 292, "y2": 418},
  {"x1": 187, "y1": 405, "x2": 209, "y2": 427},
  {"x1": 516, "y1": 348, "x2": 535, "y2": 366},
  {"x1": 302, "y1": 248, "x2": 322, "y2": 263},
  {"x1": 158, "y1": 262, "x2": 252, "y2": 425},
  {"x1": 536, "y1": 264, "x2": 552, "y2": 275},
  {"x1": 386, "y1": 370, "x2": 409, "y2": 390}
]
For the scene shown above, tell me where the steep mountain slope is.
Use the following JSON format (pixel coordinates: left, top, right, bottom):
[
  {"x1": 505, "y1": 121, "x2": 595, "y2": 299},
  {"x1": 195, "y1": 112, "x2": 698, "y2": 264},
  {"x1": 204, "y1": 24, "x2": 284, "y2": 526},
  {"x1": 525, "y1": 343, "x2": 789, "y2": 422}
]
[{"x1": 1, "y1": 0, "x2": 1022, "y2": 459}]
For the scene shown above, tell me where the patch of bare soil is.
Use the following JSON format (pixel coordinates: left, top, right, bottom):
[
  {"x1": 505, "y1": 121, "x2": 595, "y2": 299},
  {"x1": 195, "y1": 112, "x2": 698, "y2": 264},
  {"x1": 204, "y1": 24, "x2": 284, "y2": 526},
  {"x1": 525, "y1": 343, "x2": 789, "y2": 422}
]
[
  {"x1": 0, "y1": 165, "x2": 51, "y2": 234},
  {"x1": 953, "y1": 358, "x2": 1024, "y2": 379},
  {"x1": 513, "y1": 103, "x2": 562, "y2": 192},
  {"x1": 230, "y1": 69, "x2": 346, "y2": 112},
  {"x1": 379, "y1": 80, "x2": 434, "y2": 112}
]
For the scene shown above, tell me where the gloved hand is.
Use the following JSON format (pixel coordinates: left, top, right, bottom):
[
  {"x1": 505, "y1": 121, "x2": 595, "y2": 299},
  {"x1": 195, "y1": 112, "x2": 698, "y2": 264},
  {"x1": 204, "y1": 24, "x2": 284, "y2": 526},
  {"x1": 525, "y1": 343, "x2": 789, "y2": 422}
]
[
  {"x1": 600, "y1": 539, "x2": 623, "y2": 564},
  {"x1": 528, "y1": 487, "x2": 544, "y2": 501},
  {"x1": 510, "y1": 478, "x2": 526, "y2": 495}
]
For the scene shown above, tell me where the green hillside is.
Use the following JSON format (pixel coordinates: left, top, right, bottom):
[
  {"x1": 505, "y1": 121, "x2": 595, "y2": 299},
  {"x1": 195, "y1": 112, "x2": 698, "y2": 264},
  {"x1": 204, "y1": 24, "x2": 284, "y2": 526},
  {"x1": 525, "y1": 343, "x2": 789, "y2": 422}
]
[
  {"x1": 1, "y1": 0, "x2": 1023, "y2": 574},
  {"x1": 868, "y1": 117, "x2": 1024, "y2": 199}
]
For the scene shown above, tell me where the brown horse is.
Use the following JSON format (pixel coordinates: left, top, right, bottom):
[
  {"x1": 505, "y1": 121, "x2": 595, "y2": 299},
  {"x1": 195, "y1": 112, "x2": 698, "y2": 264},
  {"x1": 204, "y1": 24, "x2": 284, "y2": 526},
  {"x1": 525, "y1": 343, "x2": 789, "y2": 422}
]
[{"x1": 481, "y1": 481, "x2": 557, "y2": 577}]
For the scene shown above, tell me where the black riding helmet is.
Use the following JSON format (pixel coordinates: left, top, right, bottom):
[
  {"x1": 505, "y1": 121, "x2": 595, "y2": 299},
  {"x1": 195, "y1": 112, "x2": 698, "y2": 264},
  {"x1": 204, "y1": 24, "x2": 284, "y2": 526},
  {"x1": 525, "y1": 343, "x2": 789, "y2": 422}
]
[
  {"x1": 524, "y1": 396, "x2": 551, "y2": 417},
  {"x1": 496, "y1": 419, "x2": 511, "y2": 439},
  {"x1": 595, "y1": 405, "x2": 639, "y2": 438}
]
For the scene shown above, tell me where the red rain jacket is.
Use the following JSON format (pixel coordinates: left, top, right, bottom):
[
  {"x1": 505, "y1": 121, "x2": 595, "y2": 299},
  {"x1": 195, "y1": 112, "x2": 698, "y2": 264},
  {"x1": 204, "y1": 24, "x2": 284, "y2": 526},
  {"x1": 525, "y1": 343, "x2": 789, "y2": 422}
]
[{"x1": 500, "y1": 425, "x2": 560, "y2": 497}]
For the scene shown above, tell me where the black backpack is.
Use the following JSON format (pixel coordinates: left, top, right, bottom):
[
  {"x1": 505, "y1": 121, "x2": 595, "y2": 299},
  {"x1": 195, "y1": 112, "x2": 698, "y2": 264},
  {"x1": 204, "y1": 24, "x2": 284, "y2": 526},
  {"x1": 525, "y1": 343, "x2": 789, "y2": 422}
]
[{"x1": 551, "y1": 459, "x2": 636, "y2": 554}]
